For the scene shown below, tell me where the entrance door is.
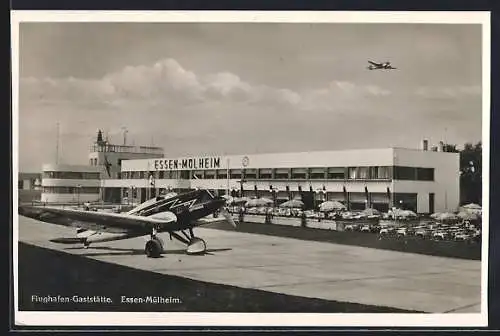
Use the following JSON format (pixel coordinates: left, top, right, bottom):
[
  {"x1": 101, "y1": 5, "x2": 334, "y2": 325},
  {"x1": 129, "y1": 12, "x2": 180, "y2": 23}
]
[{"x1": 429, "y1": 193, "x2": 435, "y2": 214}]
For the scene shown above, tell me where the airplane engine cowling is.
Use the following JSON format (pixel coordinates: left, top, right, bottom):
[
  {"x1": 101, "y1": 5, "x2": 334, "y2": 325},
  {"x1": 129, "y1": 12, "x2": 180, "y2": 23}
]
[{"x1": 148, "y1": 211, "x2": 177, "y2": 222}]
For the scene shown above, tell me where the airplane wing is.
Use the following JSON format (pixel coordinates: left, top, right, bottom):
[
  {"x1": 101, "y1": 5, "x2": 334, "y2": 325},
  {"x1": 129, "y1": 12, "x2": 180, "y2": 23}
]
[
  {"x1": 368, "y1": 61, "x2": 380, "y2": 66},
  {"x1": 19, "y1": 205, "x2": 179, "y2": 233}
]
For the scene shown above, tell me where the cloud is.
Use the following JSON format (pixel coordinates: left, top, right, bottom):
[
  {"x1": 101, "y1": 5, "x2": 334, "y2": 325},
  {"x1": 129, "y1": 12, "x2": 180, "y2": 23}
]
[
  {"x1": 19, "y1": 58, "x2": 395, "y2": 112},
  {"x1": 18, "y1": 58, "x2": 482, "y2": 172},
  {"x1": 415, "y1": 85, "x2": 481, "y2": 99}
]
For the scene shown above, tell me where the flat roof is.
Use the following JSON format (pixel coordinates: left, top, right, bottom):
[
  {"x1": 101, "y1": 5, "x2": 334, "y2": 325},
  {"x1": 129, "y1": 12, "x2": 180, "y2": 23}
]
[
  {"x1": 42, "y1": 163, "x2": 103, "y2": 173},
  {"x1": 120, "y1": 147, "x2": 458, "y2": 172}
]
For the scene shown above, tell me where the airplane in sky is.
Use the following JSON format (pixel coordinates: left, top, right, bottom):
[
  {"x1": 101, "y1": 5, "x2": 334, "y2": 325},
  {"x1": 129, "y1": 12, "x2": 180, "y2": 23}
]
[
  {"x1": 18, "y1": 189, "x2": 236, "y2": 258},
  {"x1": 367, "y1": 60, "x2": 397, "y2": 70}
]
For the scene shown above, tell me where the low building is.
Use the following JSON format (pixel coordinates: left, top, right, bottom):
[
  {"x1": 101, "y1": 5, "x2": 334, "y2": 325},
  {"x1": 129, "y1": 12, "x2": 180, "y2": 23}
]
[
  {"x1": 40, "y1": 164, "x2": 102, "y2": 204},
  {"x1": 18, "y1": 172, "x2": 42, "y2": 203}
]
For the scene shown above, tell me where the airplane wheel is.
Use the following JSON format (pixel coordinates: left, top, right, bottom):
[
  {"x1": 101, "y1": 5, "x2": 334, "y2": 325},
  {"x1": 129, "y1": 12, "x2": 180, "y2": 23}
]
[
  {"x1": 145, "y1": 238, "x2": 163, "y2": 258},
  {"x1": 186, "y1": 237, "x2": 207, "y2": 255}
]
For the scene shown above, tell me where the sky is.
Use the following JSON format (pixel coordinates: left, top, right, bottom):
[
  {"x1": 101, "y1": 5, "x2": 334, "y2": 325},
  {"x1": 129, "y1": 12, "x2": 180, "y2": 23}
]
[{"x1": 17, "y1": 22, "x2": 483, "y2": 172}]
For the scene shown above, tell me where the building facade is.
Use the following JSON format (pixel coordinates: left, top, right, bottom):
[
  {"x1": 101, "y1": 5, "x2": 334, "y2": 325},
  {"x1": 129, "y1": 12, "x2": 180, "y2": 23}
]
[
  {"x1": 18, "y1": 172, "x2": 42, "y2": 203},
  {"x1": 40, "y1": 164, "x2": 102, "y2": 204},
  {"x1": 101, "y1": 147, "x2": 459, "y2": 213}
]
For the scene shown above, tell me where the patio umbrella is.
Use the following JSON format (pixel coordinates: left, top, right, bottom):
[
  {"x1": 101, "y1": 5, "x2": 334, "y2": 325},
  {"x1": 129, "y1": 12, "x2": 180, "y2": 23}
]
[
  {"x1": 362, "y1": 208, "x2": 380, "y2": 216},
  {"x1": 460, "y1": 203, "x2": 482, "y2": 215},
  {"x1": 232, "y1": 197, "x2": 250, "y2": 205},
  {"x1": 435, "y1": 212, "x2": 459, "y2": 222},
  {"x1": 221, "y1": 195, "x2": 234, "y2": 204},
  {"x1": 279, "y1": 199, "x2": 304, "y2": 209},
  {"x1": 462, "y1": 203, "x2": 481, "y2": 210},
  {"x1": 246, "y1": 197, "x2": 274, "y2": 208},
  {"x1": 394, "y1": 209, "x2": 417, "y2": 218},
  {"x1": 318, "y1": 201, "x2": 346, "y2": 212},
  {"x1": 457, "y1": 211, "x2": 480, "y2": 221}
]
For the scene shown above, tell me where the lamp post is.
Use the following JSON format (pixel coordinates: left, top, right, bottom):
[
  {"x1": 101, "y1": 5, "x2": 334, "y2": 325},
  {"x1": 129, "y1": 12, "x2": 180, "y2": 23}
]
[
  {"x1": 76, "y1": 184, "x2": 82, "y2": 206},
  {"x1": 239, "y1": 179, "x2": 246, "y2": 198},
  {"x1": 131, "y1": 185, "x2": 136, "y2": 205}
]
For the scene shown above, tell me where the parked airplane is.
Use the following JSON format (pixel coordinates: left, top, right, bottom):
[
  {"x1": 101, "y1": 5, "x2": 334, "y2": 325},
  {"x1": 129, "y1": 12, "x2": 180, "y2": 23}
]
[
  {"x1": 18, "y1": 189, "x2": 236, "y2": 258},
  {"x1": 367, "y1": 60, "x2": 397, "y2": 70}
]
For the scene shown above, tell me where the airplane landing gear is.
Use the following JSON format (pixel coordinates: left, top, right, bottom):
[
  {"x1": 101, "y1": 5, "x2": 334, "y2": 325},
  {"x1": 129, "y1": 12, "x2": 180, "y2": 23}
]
[
  {"x1": 169, "y1": 227, "x2": 208, "y2": 255},
  {"x1": 186, "y1": 237, "x2": 207, "y2": 255},
  {"x1": 145, "y1": 227, "x2": 164, "y2": 258},
  {"x1": 83, "y1": 240, "x2": 91, "y2": 249}
]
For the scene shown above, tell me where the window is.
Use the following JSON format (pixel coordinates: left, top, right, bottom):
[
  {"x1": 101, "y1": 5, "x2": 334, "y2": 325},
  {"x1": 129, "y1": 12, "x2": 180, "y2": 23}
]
[
  {"x1": 348, "y1": 167, "x2": 357, "y2": 180},
  {"x1": 42, "y1": 186, "x2": 99, "y2": 194},
  {"x1": 328, "y1": 167, "x2": 345, "y2": 179},
  {"x1": 230, "y1": 169, "x2": 242, "y2": 179},
  {"x1": 192, "y1": 170, "x2": 204, "y2": 179},
  {"x1": 244, "y1": 169, "x2": 257, "y2": 179},
  {"x1": 310, "y1": 168, "x2": 326, "y2": 179},
  {"x1": 258, "y1": 169, "x2": 272, "y2": 179},
  {"x1": 374, "y1": 166, "x2": 392, "y2": 179},
  {"x1": 18, "y1": 180, "x2": 24, "y2": 189},
  {"x1": 158, "y1": 171, "x2": 164, "y2": 179},
  {"x1": 275, "y1": 169, "x2": 289, "y2": 179},
  {"x1": 42, "y1": 171, "x2": 99, "y2": 179},
  {"x1": 393, "y1": 166, "x2": 417, "y2": 180},
  {"x1": 205, "y1": 170, "x2": 216, "y2": 179},
  {"x1": 179, "y1": 171, "x2": 190, "y2": 180},
  {"x1": 291, "y1": 168, "x2": 307, "y2": 179},
  {"x1": 217, "y1": 170, "x2": 227, "y2": 179},
  {"x1": 358, "y1": 167, "x2": 369, "y2": 179},
  {"x1": 417, "y1": 168, "x2": 434, "y2": 181}
]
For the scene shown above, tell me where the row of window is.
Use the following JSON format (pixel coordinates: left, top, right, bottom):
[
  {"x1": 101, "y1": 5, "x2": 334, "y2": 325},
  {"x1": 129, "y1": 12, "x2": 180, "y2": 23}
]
[
  {"x1": 120, "y1": 166, "x2": 434, "y2": 181},
  {"x1": 42, "y1": 186, "x2": 100, "y2": 194},
  {"x1": 43, "y1": 171, "x2": 101, "y2": 180}
]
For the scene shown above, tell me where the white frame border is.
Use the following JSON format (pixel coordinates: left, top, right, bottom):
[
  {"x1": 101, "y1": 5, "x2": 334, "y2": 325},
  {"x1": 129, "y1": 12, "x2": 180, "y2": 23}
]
[{"x1": 11, "y1": 10, "x2": 491, "y2": 328}]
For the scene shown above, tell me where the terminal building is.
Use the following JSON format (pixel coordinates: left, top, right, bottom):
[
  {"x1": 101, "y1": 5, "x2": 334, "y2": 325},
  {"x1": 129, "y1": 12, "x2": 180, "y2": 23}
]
[
  {"x1": 27, "y1": 130, "x2": 460, "y2": 213},
  {"x1": 102, "y1": 141, "x2": 459, "y2": 214}
]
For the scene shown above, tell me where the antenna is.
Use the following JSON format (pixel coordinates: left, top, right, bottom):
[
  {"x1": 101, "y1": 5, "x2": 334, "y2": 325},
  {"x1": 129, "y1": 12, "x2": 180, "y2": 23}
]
[
  {"x1": 55, "y1": 122, "x2": 60, "y2": 164},
  {"x1": 121, "y1": 127, "x2": 128, "y2": 145}
]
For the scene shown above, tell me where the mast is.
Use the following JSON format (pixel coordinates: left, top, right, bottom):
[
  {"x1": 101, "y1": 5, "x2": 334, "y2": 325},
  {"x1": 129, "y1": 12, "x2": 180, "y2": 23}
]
[
  {"x1": 55, "y1": 122, "x2": 60, "y2": 164},
  {"x1": 226, "y1": 157, "x2": 230, "y2": 196}
]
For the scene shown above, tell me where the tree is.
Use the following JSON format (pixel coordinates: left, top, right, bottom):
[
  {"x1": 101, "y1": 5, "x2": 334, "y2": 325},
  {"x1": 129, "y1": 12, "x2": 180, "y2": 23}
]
[{"x1": 459, "y1": 141, "x2": 482, "y2": 205}]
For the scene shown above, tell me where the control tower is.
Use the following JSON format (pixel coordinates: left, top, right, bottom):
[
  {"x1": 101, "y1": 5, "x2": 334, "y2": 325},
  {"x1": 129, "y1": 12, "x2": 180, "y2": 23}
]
[
  {"x1": 88, "y1": 129, "x2": 164, "y2": 202},
  {"x1": 89, "y1": 129, "x2": 164, "y2": 179}
]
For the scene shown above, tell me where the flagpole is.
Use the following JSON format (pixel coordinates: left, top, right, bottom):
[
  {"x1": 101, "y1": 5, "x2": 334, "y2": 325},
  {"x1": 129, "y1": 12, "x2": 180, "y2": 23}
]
[{"x1": 226, "y1": 157, "x2": 230, "y2": 196}]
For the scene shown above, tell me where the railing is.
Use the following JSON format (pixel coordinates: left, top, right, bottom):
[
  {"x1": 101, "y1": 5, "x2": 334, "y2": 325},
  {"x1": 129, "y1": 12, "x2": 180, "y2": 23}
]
[{"x1": 91, "y1": 144, "x2": 164, "y2": 155}]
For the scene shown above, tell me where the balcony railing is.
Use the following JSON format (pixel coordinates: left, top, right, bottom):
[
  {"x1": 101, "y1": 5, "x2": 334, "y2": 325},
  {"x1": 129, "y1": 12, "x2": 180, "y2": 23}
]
[{"x1": 91, "y1": 144, "x2": 164, "y2": 155}]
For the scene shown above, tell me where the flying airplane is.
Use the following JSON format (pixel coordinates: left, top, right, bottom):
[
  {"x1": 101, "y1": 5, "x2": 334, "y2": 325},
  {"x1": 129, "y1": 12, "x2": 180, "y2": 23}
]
[
  {"x1": 18, "y1": 189, "x2": 236, "y2": 258},
  {"x1": 367, "y1": 61, "x2": 397, "y2": 70}
]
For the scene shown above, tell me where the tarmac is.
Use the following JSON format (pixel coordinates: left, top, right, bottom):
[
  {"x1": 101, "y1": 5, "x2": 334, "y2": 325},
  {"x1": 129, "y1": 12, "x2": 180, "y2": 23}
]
[{"x1": 17, "y1": 215, "x2": 482, "y2": 313}]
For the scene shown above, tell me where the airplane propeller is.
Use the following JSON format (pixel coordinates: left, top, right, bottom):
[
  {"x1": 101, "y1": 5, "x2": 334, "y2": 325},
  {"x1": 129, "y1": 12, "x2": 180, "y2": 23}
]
[
  {"x1": 220, "y1": 208, "x2": 237, "y2": 228},
  {"x1": 191, "y1": 175, "x2": 237, "y2": 228}
]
